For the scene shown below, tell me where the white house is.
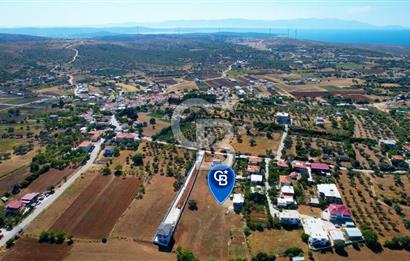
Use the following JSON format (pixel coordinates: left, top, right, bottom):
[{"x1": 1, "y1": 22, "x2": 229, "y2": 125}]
[
  {"x1": 279, "y1": 210, "x2": 300, "y2": 226},
  {"x1": 317, "y1": 184, "x2": 342, "y2": 204},
  {"x1": 344, "y1": 227, "x2": 364, "y2": 242},
  {"x1": 154, "y1": 222, "x2": 174, "y2": 246},
  {"x1": 250, "y1": 174, "x2": 263, "y2": 184},
  {"x1": 303, "y1": 218, "x2": 331, "y2": 250},
  {"x1": 233, "y1": 193, "x2": 244, "y2": 212}
]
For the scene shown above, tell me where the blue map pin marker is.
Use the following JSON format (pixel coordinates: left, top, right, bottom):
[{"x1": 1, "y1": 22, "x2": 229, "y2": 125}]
[{"x1": 208, "y1": 164, "x2": 236, "y2": 204}]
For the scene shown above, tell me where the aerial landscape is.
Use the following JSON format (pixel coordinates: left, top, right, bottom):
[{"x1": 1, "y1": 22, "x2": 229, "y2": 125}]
[{"x1": 0, "y1": 1, "x2": 409, "y2": 260}]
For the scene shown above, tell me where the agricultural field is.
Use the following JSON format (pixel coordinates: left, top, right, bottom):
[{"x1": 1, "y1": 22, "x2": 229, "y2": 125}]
[
  {"x1": 336, "y1": 170, "x2": 410, "y2": 240},
  {"x1": 137, "y1": 112, "x2": 170, "y2": 137},
  {"x1": 50, "y1": 174, "x2": 140, "y2": 239}
]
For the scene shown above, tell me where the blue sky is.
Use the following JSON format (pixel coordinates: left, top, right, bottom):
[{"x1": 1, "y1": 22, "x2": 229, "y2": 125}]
[{"x1": 0, "y1": 0, "x2": 409, "y2": 27}]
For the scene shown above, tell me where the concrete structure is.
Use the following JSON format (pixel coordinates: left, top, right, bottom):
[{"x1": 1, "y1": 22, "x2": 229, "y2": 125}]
[
  {"x1": 250, "y1": 174, "x2": 263, "y2": 184},
  {"x1": 328, "y1": 229, "x2": 346, "y2": 246},
  {"x1": 317, "y1": 184, "x2": 342, "y2": 204},
  {"x1": 279, "y1": 210, "x2": 300, "y2": 226},
  {"x1": 154, "y1": 151, "x2": 205, "y2": 247},
  {"x1": 233, "y1": 193, "x2": 245, "y2": 212},
  {"x1": 344, "y1": 227, "x2": 364, "y2": 242},
  {"x1": 302, "y1": 218, "x2": 332, "y2": 250}
]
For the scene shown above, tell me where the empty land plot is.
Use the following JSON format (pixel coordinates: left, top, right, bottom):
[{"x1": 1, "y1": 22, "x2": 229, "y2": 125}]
[
  {"x1": 166, "y1": 80, "x2": 198, "y2": 93},
  {"x1": 174, "y1": 170, "x2": 245, "y2": 261},
  {"x1": 64, "y1": 239, "x2": 174, "y2": 261},
  {"x1": 111, "y1": 175, "x2": 177, "y2": 240},
  {"x1": 0, "y1": 166, "x2": 30, "y2": 195},
  {"x1": 0, "y1": 237, "x2": 72, "y2": 261},
  {"x1": 137, "y1": 112, "x2": 170, "y2": 136},
  {"x1": 231, "y1": 133, "x2": 281, "y2": 156},
  {"x1": 50, "y1": 175, "x2": 140, "y2": 239},
  {"x1": 248, "y1": 229, "x2": 308, "y2": 256}
]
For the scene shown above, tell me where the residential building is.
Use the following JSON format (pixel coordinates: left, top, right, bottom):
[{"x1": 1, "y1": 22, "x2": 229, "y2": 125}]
[
  {"x1": 21, "y1": 193, "x2": 39, "y2": 205},
  {"x1": 317, "y1": 184, "x2": 342, "y2": 204},
  {"x1": 275, "y1": 112, "x2": 291, "y2": 125},
  {"x1": 279, "y1": 210, "x2": 300, "y2": 226},
  {"x1": 322, "y1": 204, "x2": 352, "y2": 224},
  {"x1": 303, "y1": 218, "x2": 331, "y2": 250},
  {"x1": 103, "y1": 146, "x2": 115, "y2": 157},
  {"x1": 5, "y1": 200, "x2": 25, "y2": 214},
  {"x1": 328, "y1": 229, "x2": 346, "y2": 246},
  {"x1": 247, "y1": 165, "x2": 261, "y2": 174},
  {"x1": 315, "y1": 116, "x2": 324, "y2": 126},
  {"x1": 78, "y1": 141, "x2": 93, "y2": 153},
  {"x1": 292, "y1": 161, "x2": 308, "y2": 174},
  {"x1": 280, "y1": 175, "x2": 292, "y2": 186},
  {"x1": 154, "y1": 222, "x2": 174, "y2": 246},
  {"x1": 233, "y1": 193, "x2": 245, "y2": 212},
  {"x1": 311, "y1": 163, "x2": 330, "y2": 175},
  {"x1": 249, "y1": 156, "x2": 263, "y2": 165},
  {"x1": 250, "y1": 174, "x2": 263, "y2": 184}
]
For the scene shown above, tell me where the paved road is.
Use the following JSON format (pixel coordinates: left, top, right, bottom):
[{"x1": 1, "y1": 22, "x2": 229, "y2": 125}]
[
  {"x1": 264, "y1": 158, "x2": 279, "y2": 217},
  {"x1": 275, "y1": 124, "x2": 288, "y2": 161},
  {"x1": 0, "y1": 139, "x2": 103, "y2": 247}
]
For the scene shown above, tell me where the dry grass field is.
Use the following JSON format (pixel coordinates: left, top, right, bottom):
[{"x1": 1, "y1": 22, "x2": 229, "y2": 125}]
[
  {"x1": 166, "y1": 80, "x2": 198, "y2": 93},
  {"x1": 137, "y1": 112, "x2": 170, "y2": 136},
  {"x1": 231, "y1": 133, "x2": 281, "y2": 156},
  {"x1": 248, "y1": 229, "x2": 308, "y2": 256}
]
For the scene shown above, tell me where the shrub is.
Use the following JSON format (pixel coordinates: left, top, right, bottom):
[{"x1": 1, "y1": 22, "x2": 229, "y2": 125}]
[
  {"x1": 102, "y1": 237, "x2": 107, "y2": 243},
  {"x1": 284, "y1": 246, "x2": 303, "y2": 257},
  {"x1": 176, "y1": 246, "x2": 199, "y2": 261},
  {"x1": 39, "y1": 231, "x2": 50, "y2": 242},
  {"x1": 251, "y1": 252, "x2": 276, "y2": 261},
  {"x1": 301, "y1": 232, "x2": 309, "y2": 243}
]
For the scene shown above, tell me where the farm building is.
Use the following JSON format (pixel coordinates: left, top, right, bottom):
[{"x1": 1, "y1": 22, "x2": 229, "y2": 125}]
[
  {"x1": 5, "y1": 200, "x2": 25, "y2": 214},
  {"x1": 317, "y1": 184, "x2": 342, "y2": 204},
  {"x1": 322, "y1": 204, "x2": 352, "y2": 224},
  {"x1": 233, "y1": 193, "x2": 245, "y2": 212}
]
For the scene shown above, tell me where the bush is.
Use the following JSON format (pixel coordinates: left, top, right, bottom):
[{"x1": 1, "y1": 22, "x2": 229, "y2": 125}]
[
  {"x1": 6, "y1": 239, "x2": 14, "y2": 248},
  {"x1": 284, "y1": 246, "x2": 303, "y2": 257},
  {"x1": 39, "y1": 231, "x2": 50, "y2": 242},
  {"x1": 301, "y1": 232, "x2": 309, "y2": 243},
  {"x1": 251, "y1": 252, "x2": 276, "y2": 261},
  {"x1": 176, "y1": 246, "x2": 199, "y2": 261},
  {"x1": 188, "y1": 199, "x2": 197, "y2": 210},
  {"x1": 102, "y1": 238, "x2": 107, "y2": 243}
]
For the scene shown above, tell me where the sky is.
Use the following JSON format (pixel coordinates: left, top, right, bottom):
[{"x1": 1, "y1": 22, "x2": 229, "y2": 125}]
[{"x1": 0, "y1": 0, "x2": 410, "y2": 28}]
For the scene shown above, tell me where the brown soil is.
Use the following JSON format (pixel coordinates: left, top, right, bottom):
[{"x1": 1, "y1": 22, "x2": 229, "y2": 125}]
[{"x1": 111, "y1": 175, "x2": 177, "y2": 241}]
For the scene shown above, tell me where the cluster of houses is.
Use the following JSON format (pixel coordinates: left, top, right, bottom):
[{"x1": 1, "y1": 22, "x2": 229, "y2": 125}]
[{"x1": 4, "y1": 192, "x2": 42, "y2": 215}]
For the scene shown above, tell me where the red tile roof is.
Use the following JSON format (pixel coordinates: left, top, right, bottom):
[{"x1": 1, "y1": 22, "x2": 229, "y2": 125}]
[
  {"x1": 116, "y1": 132, "x2": 136, "y2": 139},
  {"x1": 403, "y1": 145, "x2": 410, "y2": 152},
  {"x1": 328, "y1": 204, "x2": 352, "y2": 217},
  {"x1": 247, "y1": 165, "x2": 261, "y2": 173},
  {"x1": 277, "y1": 161, "x2": 289, "y2": 168},
  {"x1": 249, "y1": 156, "x2": 263, "y2": 164},
  {"x1": 78, "y1": 141, "x2": 92, "y2": 147},
  {"x1": 21, "y1": 193, "x2": 38, "y2": 202},
  {"x1": 391, "y1": 155, "x2": 405, "y2": 161},
  {"x1": 292, "y1": 161, "x2": 307, "y2": 169},
  {"x1": 279, "y1": 175, "x2": 292, "y2": 185},
  {"x1": 6, "y1": 200, "x2": 24, "y2": 210},
  {"x1": 311, "y1": 162, "x2": 330, "y2": 171}
]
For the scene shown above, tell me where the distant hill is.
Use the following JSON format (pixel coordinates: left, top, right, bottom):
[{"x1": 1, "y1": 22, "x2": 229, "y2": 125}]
[{"x1": 0, "y1": 33, "x2": 48, "y2": 42}]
